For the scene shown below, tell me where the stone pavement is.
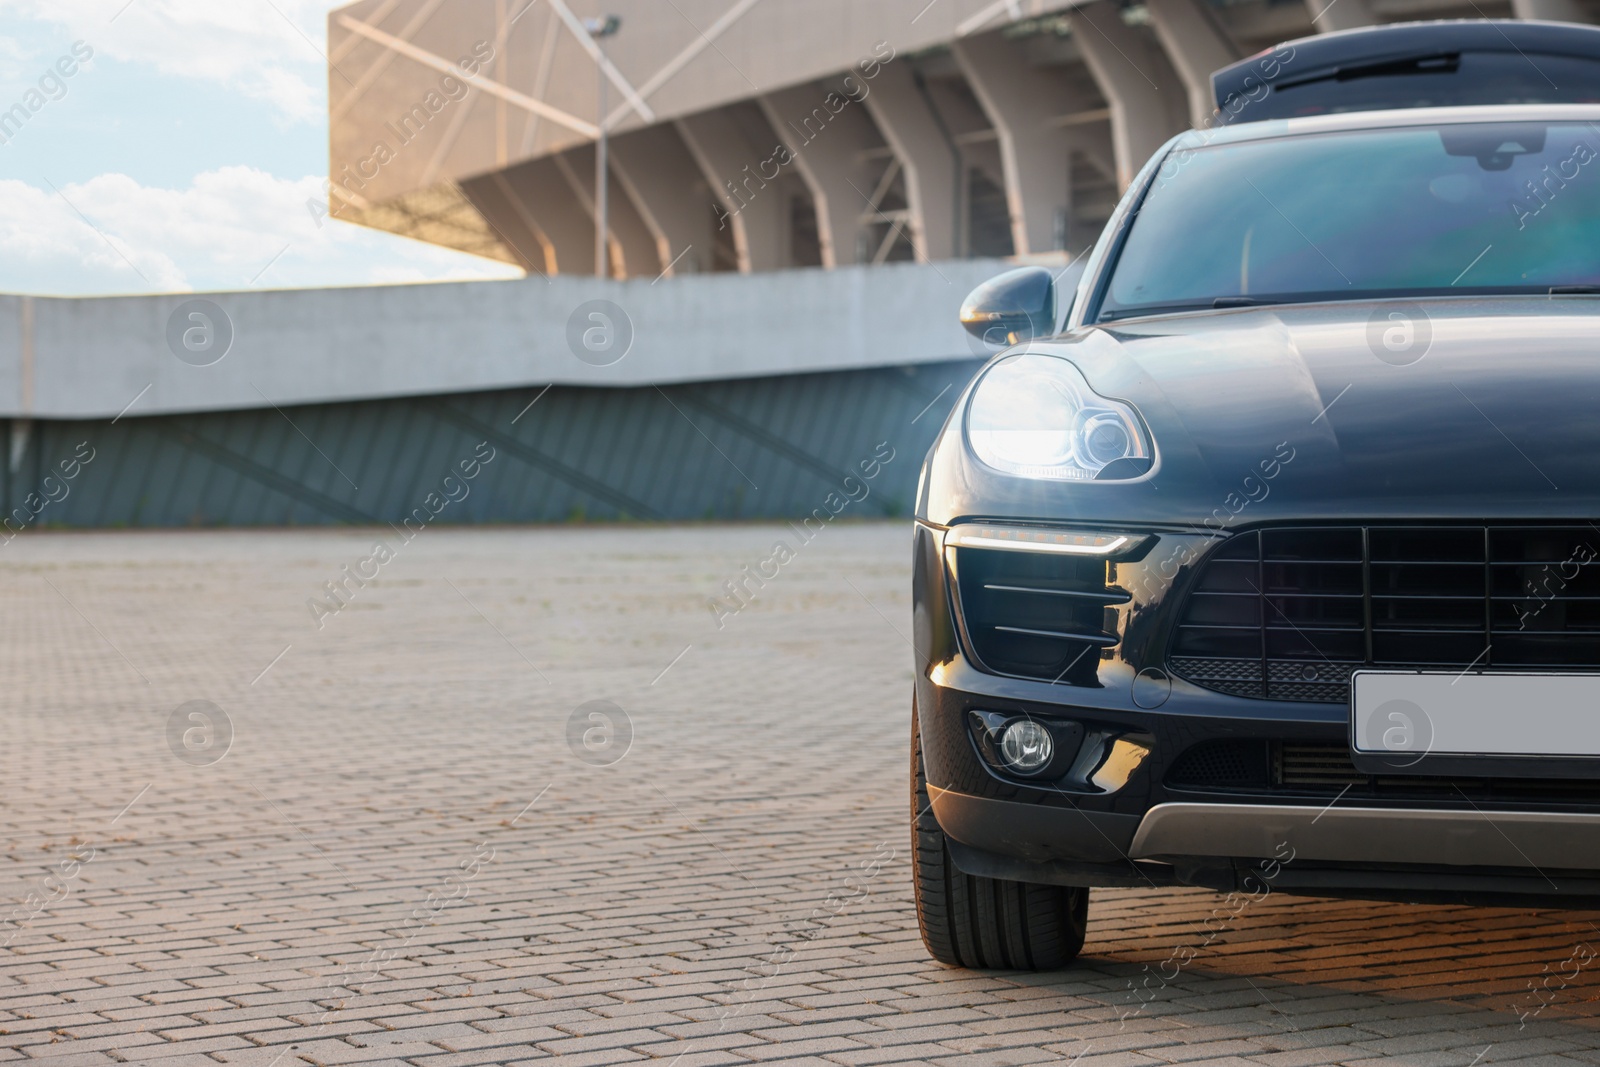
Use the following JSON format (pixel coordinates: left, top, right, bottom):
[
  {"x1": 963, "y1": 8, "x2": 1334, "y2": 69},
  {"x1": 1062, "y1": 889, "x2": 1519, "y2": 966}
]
[{"x1": 1, "y1": 523, "x2": 1597, "y2": 1067}]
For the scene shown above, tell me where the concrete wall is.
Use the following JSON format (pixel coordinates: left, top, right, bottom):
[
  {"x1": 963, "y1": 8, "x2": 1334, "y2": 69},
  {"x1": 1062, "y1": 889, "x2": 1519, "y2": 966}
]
[
  {"x1": 0, "y1": 361, "x2": 983, "y2": 528},
  {"x1": 0, "y1": 259, "x2": 1017, "y2": 420}
]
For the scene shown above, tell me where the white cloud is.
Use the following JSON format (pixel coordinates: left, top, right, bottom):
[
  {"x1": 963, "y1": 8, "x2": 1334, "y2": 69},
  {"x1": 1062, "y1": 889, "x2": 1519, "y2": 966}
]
[
  {"x1": 0, "y1": 34, "x2": 31, "y2": 72},
  {"x1": 0, "y1": 0, "x2": 348, "y2": 123},
  {"x1": 0, "y1": 166, "x2": 523, "y2": 296}
]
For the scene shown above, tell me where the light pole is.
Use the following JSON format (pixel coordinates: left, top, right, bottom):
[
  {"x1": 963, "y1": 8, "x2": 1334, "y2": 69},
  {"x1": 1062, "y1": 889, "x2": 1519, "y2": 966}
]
[{"x1": 584, "y1": 15, "x2": 621, "y2": 279}]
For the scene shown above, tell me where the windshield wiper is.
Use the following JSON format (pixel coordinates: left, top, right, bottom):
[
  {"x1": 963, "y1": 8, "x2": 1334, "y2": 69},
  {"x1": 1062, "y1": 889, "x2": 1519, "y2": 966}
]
[
  {"x1": 1550, "y1": 285, "x2": 1600, "y2": 295},
  {"x1": 1273, "y1": 53, "x2": 1460, "y2": 93},
  {"x1": 1098, "y1": 302, "x2": 1217, "y2": 321},
  {"x1": 1098, "y1": 297, "x2": 1281, "y2": 321}
]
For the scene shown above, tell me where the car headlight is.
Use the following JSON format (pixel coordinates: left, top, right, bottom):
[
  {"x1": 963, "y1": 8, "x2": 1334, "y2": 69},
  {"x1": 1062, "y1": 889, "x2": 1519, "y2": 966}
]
[{"x1": 966, "y1": 353, "x2": 1152, "y2": 481}]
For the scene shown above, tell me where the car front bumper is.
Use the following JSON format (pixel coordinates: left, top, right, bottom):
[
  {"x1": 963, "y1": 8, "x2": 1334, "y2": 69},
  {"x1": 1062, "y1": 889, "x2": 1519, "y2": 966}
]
[{"x1": 913, "y1": 519, "x2": 1600, "y2": 903}]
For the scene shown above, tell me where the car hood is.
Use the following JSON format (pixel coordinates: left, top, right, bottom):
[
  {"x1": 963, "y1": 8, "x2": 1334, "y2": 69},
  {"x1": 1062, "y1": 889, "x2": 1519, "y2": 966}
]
[{"x1": 920, "y1": 297, "x2": 1600, "y2": 527}]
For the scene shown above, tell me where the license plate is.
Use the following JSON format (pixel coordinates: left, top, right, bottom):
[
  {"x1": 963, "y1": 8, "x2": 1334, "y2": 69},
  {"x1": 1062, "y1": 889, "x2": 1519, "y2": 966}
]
[{"x1": 1351, "y1": 669, "x2": 1600, "y2": 763}]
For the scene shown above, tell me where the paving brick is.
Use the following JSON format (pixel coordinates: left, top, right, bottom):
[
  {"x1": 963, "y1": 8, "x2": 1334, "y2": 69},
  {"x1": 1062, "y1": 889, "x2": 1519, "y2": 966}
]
[{"x1": 2, "y1": 527, "x2": 1599, "y2": 1067}]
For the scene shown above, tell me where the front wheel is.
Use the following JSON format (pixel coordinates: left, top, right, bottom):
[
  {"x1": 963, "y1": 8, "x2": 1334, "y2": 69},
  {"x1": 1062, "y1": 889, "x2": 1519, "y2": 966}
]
[{"x1": 911, "y1": 704, "x2": 1088, "y2": 970}]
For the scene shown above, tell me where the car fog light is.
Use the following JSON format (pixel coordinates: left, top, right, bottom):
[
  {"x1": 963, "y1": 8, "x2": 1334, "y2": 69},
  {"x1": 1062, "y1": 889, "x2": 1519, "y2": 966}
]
[{"x1": 1000, "y1": 720, "x2": 1053, "y2": 772}]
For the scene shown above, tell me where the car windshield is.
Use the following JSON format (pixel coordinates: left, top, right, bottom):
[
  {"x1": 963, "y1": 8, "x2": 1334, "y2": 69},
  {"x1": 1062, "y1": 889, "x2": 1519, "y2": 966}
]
[{"x1": 1097, "y1": 120, "x2": 1600, "y2": 321}]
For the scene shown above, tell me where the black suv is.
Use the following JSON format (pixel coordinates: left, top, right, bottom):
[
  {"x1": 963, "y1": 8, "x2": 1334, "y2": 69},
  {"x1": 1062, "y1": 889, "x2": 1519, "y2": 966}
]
[{"x1": 911, "y1": 37, "x2": 1600, "y2": 966}]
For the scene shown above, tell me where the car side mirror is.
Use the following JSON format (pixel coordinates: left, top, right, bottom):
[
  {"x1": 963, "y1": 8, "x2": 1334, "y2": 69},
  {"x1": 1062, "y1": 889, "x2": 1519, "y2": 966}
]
[{"x1": 959, "y1": 266, "x2": 1057, "y2": 347}]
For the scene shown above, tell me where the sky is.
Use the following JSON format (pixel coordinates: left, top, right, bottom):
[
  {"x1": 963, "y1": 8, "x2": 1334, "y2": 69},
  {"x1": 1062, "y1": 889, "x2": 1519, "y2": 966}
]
[{"x1": 0, "y1": 0, "x2": 524, "y2": 296}]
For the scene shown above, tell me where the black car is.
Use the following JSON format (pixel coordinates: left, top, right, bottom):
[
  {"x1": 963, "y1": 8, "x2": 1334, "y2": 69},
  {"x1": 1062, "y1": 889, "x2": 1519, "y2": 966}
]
[{"x1": 911, "y1": 102, "x2": 1600, "y2": 969}]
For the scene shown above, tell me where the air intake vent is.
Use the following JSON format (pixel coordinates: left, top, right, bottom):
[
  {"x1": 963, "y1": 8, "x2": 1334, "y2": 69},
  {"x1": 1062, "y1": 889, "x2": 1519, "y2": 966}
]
[
  {"x1": 1167, "y1": 739, "x2": 1600, "y2": 801},
  {"x1": 1170, "y1": 526, "x2": 1600, "y2": 704},
  {"x1": 1166, "y1": 738, "x2": 1269, "y2": 789},
  {"x1": 951, "y1": 544, "x2": 1128, "y2": 685},
  {"x1": 1276, "y1": 742, "x2": 1365, "y2": 787}
]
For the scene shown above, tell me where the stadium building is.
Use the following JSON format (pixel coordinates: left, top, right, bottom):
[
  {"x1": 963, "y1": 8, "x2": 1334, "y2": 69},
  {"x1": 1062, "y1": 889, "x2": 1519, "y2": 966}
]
[{"x1": 325, "y1": 0, "x2": 1592, "y2": 275}]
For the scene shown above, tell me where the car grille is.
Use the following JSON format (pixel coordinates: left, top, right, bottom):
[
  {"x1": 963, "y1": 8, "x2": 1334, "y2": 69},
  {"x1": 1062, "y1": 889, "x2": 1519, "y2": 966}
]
[
  {"x1": 951, "y1": 545, "x2": 1128, "y2": 685},
  {"x1": 1167, "y1": 739, "x2": 1600, "y2": 802},
  {"x1": 1169, "y1": 526, "x2": 1600, "y2": 703}
]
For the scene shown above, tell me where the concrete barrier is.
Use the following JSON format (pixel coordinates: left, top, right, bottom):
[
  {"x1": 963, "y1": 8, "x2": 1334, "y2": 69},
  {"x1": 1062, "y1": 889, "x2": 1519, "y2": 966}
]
[{"x1": 0, "y1": 259, "x2": 1018, "y2": 420}]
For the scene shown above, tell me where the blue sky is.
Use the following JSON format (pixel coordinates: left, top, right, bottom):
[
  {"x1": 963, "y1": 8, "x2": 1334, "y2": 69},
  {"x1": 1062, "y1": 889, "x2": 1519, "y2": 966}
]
[{"x1": 0, "y1": 0, "x2": 523, "y2": 295}]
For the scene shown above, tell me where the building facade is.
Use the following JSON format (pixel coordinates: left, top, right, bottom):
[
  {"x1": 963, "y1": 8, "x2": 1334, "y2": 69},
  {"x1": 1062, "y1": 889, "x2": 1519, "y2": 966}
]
[{"x1": 326, "y1": 0, "x2": 1597, "y2": 278}]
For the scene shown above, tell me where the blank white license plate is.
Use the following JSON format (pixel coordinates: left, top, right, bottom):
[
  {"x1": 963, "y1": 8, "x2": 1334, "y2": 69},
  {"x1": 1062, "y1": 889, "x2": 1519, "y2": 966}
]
[{"x1": 1352, "y1": 670, "x2": 1600, "y2": 759}]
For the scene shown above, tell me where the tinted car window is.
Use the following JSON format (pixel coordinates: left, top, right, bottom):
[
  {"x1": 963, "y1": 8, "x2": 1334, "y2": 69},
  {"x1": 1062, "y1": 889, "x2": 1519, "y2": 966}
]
[
  {"x1": 1232, "y1": 53, "x2": 1600, "y2": 121},
  {"x1": 1099, "y1": 121, "x2": 1600, "y2": 321}
]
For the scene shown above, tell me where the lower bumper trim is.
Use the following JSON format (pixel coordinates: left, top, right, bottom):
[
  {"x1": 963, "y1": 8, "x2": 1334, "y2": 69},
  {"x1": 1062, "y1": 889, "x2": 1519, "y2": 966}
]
[
  {"x1": 1130, "y1": 802, "x2": 1600, "y2": 870},
  {"x1": 927, "y1": 784, "x2": 1141, "y2": 866}
]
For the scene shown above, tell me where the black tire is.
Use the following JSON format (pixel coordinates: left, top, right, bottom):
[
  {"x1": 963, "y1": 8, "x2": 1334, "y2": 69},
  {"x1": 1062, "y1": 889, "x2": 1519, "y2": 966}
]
[{"x1": 911, "y1": 704, "x2": 1089, "y2": 970}]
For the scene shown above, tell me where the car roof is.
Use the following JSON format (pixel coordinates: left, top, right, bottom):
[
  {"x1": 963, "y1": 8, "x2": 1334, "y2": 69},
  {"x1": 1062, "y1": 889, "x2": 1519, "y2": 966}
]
[
  {"x1": 1212, "y1": 19, "x2": 1600, "y2": 114},
  {"x1": 1170, "y1": 102, "x2": 1600, "y2": 151}
]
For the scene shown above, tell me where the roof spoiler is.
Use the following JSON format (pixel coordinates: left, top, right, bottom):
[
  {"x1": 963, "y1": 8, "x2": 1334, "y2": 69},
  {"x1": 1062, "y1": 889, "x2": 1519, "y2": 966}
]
[{"x1": 1210, "y1": 18, "x2": 1600, "y2": 123}]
